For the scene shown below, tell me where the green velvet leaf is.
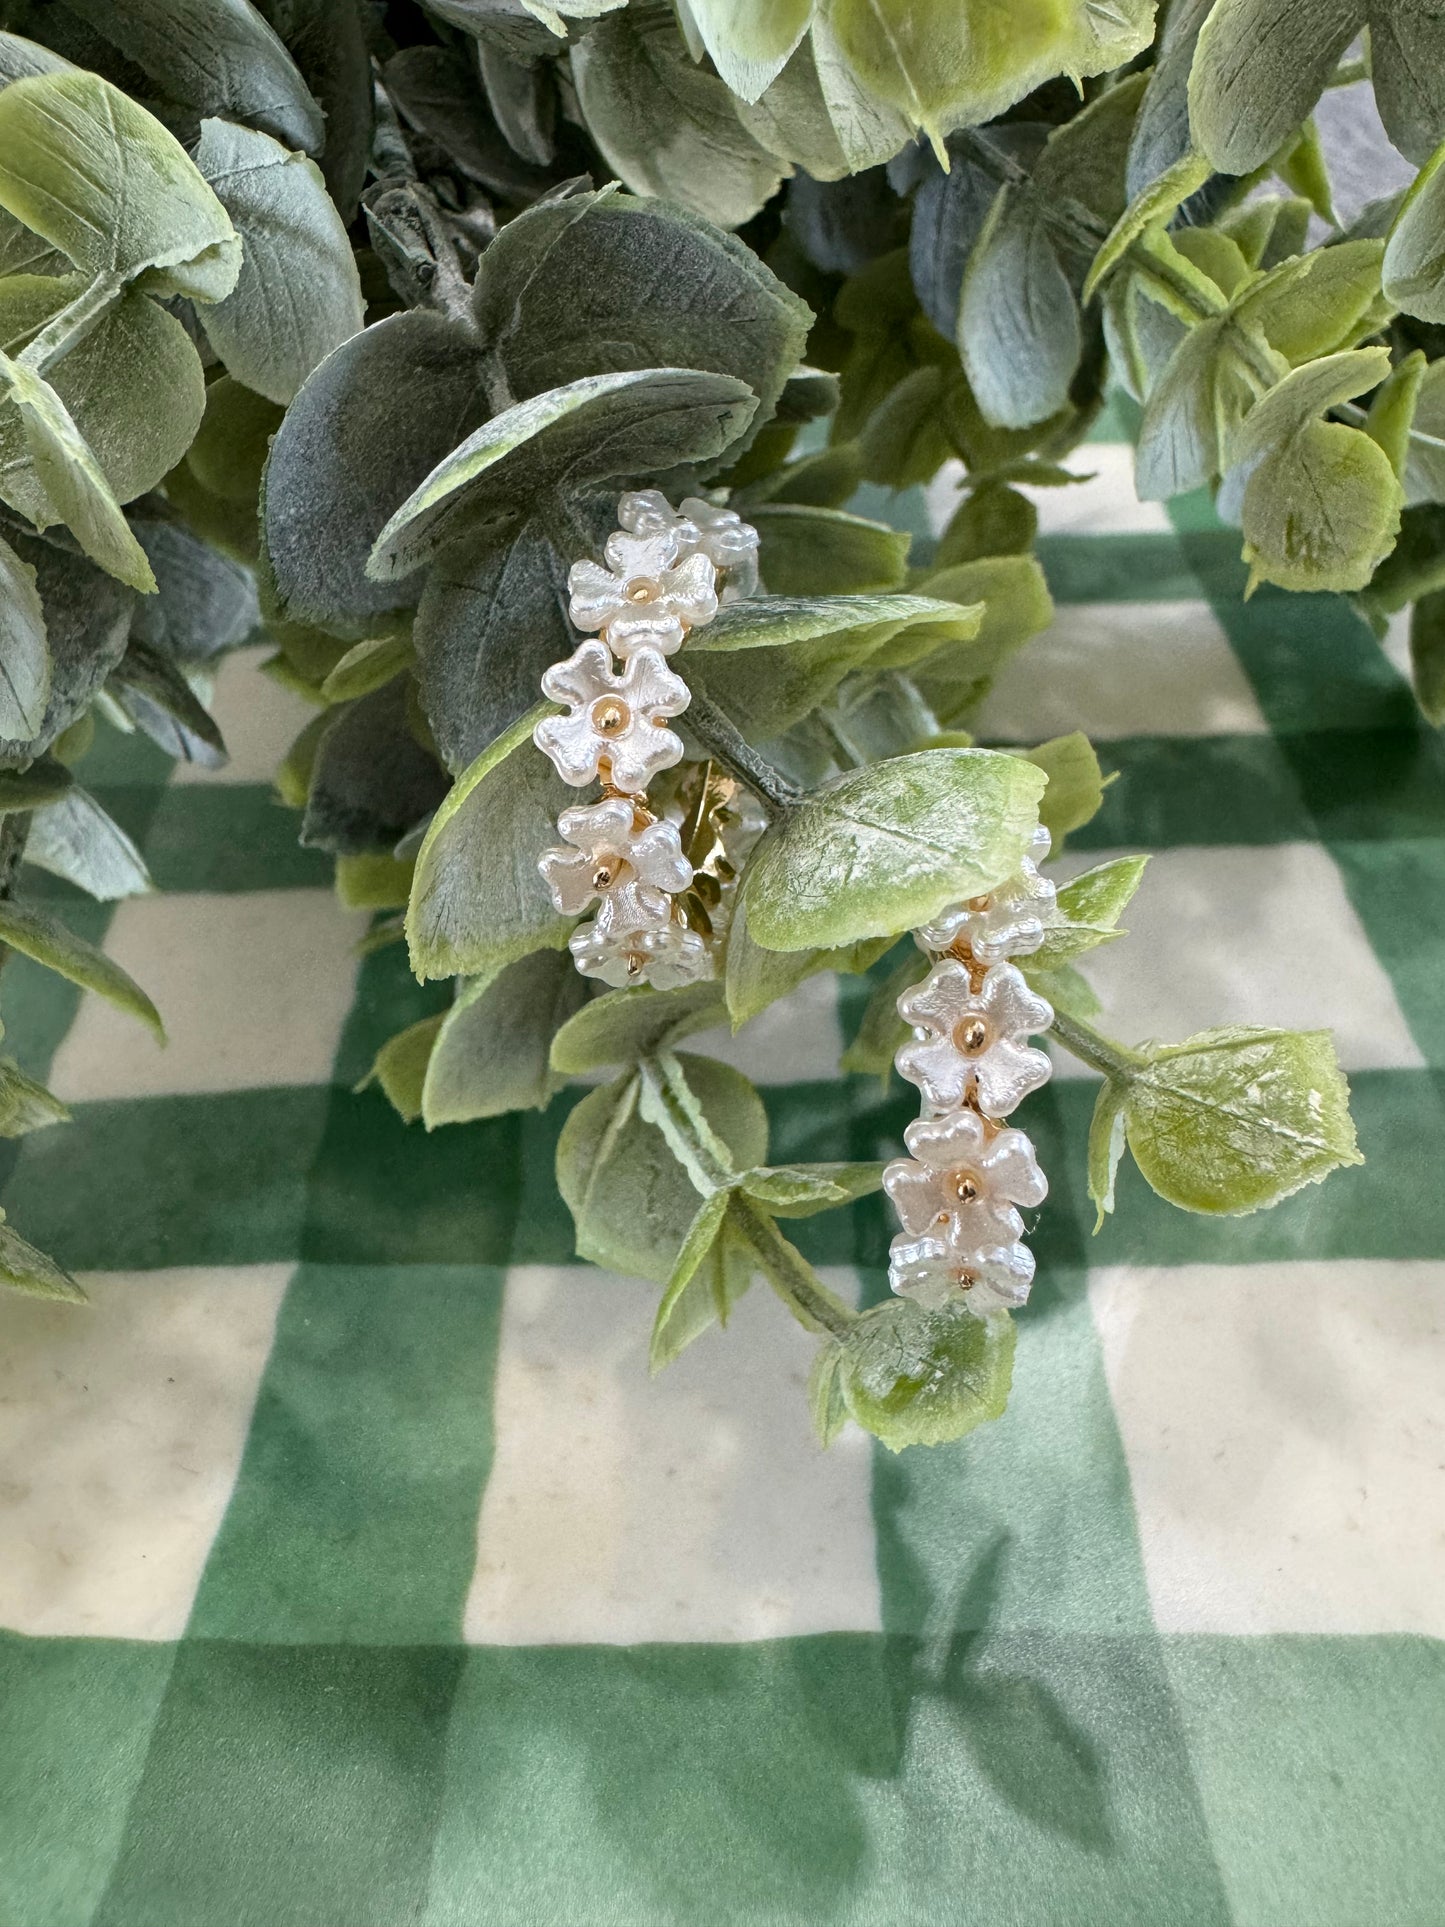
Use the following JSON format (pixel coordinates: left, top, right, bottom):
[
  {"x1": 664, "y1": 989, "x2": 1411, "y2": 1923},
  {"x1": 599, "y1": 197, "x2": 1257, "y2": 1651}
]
[
  {"x1": 25, "y1": 785, "x2": 153, "y2": 899},
  {"x1": 0, "y1": 529, "x2": 47, "y2": 742},
  {"x1": 837, "y1": 1296, "x2": 1014, "y2": 1451},
  {"x1": 1031, "y1": 853, "x2": 1149, "y2": 965},
  {"x1": 550, "y1": 978, "x2": 728, "y2": 1073},
  {"x1": 1086, "y1": 1075, "x2": 1129, "y2": 1229},
  {"x1": 0, "y1": 1056, "x2": 69, "y2": 1138},
  {"x1": 1018, "y1": 731, "x2": 1106, "y2": 842},
  {"x1": 1409, "y1": 589, "x2": 1445, "y2": 726},
  {"x1": 1187, "y1": 0, "x2": 1359, "y2": 176},
  {"x1": 365, "y1": 1014, "x2": 443, "y2": 1124},
  {"x1": 0, "y1": 898, "x2": 163, "y2": 1037},
  {"x1": 1384, "y1": 142, "x2": 1445, "y2": 325},
  {"x1": 0, "y1": 757, "x2": 71, "y2": 812},
  {"x1": 683, "y1": 0, "x2": 814, "y2": 101},
  {"x1": 0, "y1": 1211, "x2": 83, "y2": 1301},
  {"x1": 960, "y1": 187, "x2": 1081, "y2": 432},
  {"x1": 1369, "y1": 0, "x2": 1445, "y2": 166},
  {"x1": 423, "y1": 948, "x2": 586, "y2": 1125},
  {"x1": 745, "y1": 506, "x2": 910, "y2": 594},
  {"x1": 1233, "y1": 241, "x2": 1388, "y2": 366},
  {"x1": 908, "y1": 554, "x2": 1054, "y2": 725},
  {"x1": 0, "y1": 525, "x2": 133, "y2": 761}
]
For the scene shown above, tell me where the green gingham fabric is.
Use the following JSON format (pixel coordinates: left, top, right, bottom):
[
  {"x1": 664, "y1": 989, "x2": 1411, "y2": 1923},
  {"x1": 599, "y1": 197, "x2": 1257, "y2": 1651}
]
[{"x1": 3, "y1": 410, "x2": 1443, "y2": 1927}]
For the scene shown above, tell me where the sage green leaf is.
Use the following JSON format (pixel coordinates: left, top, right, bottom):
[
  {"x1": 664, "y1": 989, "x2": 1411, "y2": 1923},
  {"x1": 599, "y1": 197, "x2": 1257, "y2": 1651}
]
[
  {"x1": 471, "y1": 189, "x2": 809, "y2": 440},
  {"x1": 0, "y1": 529, "x2": 46, "y2": 741},
  {"x1": 1082, "y1": 150, "x2": 1211, "y2": 303},
  {"x1": 263, "y1": 311, "x2": 490, "y2": 636},
  {"x1": 806, "y1": 12, "x2": 914, "y2": 172},
  {"x1": 746, "y1": 442, "x2": 863, "y2": 509},
  {"x1": 571, "y1": 3, "x2": 786, "y2": 229},
  {"x1": 1134, "y1": 318, "x2": 1262, "y2": 501},
  {"x1": 837, "y1": 1297, "x2": 1014, "y2": 1452},
  {"x1": 129, "y1": 504, "x2": 259, "y2": 665},
  {"x1": 685, "y1": 0, "x2": 814, "y2": 101},
  {"x1": 1127, "y1": 0, "x2": 1211, "y2": 197},
  {"x1": 1187, "y1": 0, "x2": 1359, "y2": 176},
  {"x1": 255, "y1": 0, "x2": 373, "y2": 217},
  {"x1": 838, "y1": 947, "x2": 924, "y2": 1079},
  {"x1": 60, "y1": 0, "x2": 324, "y2": 155},
  {"x1": 0, "y1": 276, "x2": 206, "y2": 510},
  {"x1": 550, "y1": 978, "x2": 728, "y2": 1073},
  {"x1": 408, "y1": 704, "x2": 574, "y2": 981},
  {"x1": 0, "y1": 353, "x2": 155, "y2": 592},
  {"x1": 320, "y1": 636, "x2": 414, "y2": 706},
  {"x1": 0, "y1": 1057, "x2": 69, "y2": 1137},
  {"x1": 808, "y1": 1339, "x2": 848, "y2": 1446},
  {"x1": 1384, "y1": 143, "x2": 1445, "y2": 325},
  {"x1": 194, "y1": 119, "x2": 365, "y2": 406},
  {"x1": 302, "y1": 679, "x2": 445, "y2": 855},
  {"x1": 1025, "y1": 959, "x2": 1100, "y2": 1023},
  {"x1": 0, "y1": 74, "x2": 241, "y2": 302},
  {"x1": 0, "y1": 31, "x2": 74, "y2": 85},
  {"x1": 369, "y1": 368, "x2": 755, "y2": 578},
  {"x1": 185, "y1": 375, "x2": 284, "y2": 507},
  {"x1": 0, "y1": 526, "x2": 133, "y2": 761},
  {"x1": 0, "y1": 899, "x2": 163, "y2": 1038},
  {"x1": 335, "y1": 851, "x2": 413, "y2": 911},
  {"x1": 1124, "y1": 1025, "x2": 1362, "y2": 1214},
  {"x1": 0, "y1": 758, "x2": 71, "y2": 811},
  {"x1": 1365, "y1": 350, "x2": 1427, "y2": 485},
  {"x1": 108, "y1": 640, "x2": 227, "y2": 770},
  {"x1": 857, "y1": 365, "x2": 955, "y2": 489},
  {"x1": 649, "y1": 1192, "x2": 757, "y2": 1371},
  {"x1": 741, "y1": 1160, "x2": 883, "y2": 1218},
  {"x1": 25, "y1": 786, "x2": 153, "y2": 899},
  {"x1": 1234, "y1": 241, "x2": 1389, "y2": 365},
  {"x1": 960, "y1": 189, "x2": 1081, "y2": 431},
  {"x1": 365, "y1": 1015, "x2": 443, "y2": 1124},
  {"x1": 1031, "y1": 853, "x2": 1149, "y2": 966},
  {"x1": 745, "y1": 506, "x2": 909, "y2": 595},
  {"x1": 733, "y1": 38, "x2": 854, "y2": 180},
  {"x1": 741, "y1": 746, "x2": 1046, "y2": 951},
  {"x1": 421, "y1": 950, "x2": 585, "y2": 1126},
  {"x1": 1409, "y1": 590, "x2": 1445, "y2": 725},
  {"x1": 0, "y1": 1212, "x2": 83, "y2": 1302},
  {"x1": 1357, "y1": 503, "x2": 1445, "y2": 619},
  {"x1": 1087, "y1": 1075, "x2": 1128, "y2": 1229},
  {"x1": 556, "y1": 1054, "x2": 767, "y2": 1281},
  {"x1": 908, "y1": 554, "x2": 1054, "y2": 726},
  {"x1": 935, "y1": 483, "x2": 1038, "y2": 569},
  {"x1": 637, "y1": 1048, "x2": 740, "y2": 1194},
  {"x1": 1019, "y1": 731, "x2": 1107, "y2": 842},
  {"x1": 722, "y1": 891, "x2": 889, "y2": 1028},
  {"x1": 1369, "y1": 1, "x2": 1445, "y2": 167}
]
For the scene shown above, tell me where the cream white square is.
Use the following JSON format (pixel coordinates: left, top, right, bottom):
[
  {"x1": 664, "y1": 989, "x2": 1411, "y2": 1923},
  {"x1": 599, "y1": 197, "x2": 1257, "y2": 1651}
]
[
  {"x1": 1090, "y1": 1260, "x2": 1445, "y2": 1635},
  {"x1": 926, "y1": 445, "x2": 1172, "y2": 540},
  {"x1": 171, "y1": 645, "x2": 318, "y2": 786},
  {"x1": 1046, "y1": 843, "x2": 1422, "y2": 1078},
  {"x1": 0, "y1": 1265, "x2": 291, "y2": 1639},
  {"x1": 463, "y1": 1265, "x2": 881, "y2": 1644},
  {"x1": 971, "y1": 599, "x2": 1269, "y2": 743},
  {"x1": 48, "y1": 890, "x2": 367, "y2": 1100},
  {"x1": 692, "y1": 970, "x2": 843, "y2": 1086}
]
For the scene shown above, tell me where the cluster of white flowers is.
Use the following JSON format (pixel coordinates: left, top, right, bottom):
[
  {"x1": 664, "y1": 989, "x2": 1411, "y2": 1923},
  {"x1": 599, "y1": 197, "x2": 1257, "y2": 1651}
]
[
  {"x1": 533, "y1": 491, "x2": 760, "y2": 989},
  {"x1": 886, "y1": 827, "x2": 1059, "y2": 1316}
]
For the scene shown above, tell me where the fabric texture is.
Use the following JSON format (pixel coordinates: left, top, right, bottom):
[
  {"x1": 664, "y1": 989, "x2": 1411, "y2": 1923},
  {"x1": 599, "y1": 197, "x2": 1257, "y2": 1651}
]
[{"x1": 2, "y1": 410, "x2": 1442, "y2": 1926}]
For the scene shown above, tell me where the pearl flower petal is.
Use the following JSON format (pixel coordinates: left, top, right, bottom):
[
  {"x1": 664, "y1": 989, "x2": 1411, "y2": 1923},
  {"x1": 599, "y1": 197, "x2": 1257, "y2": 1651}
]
[
  {"x1": 538, "y1": 798, "x2": 694, "y2": 916},
  {"x1": 569, "y1": 886, "x2": 710, "y2": 990},
  {"x1": 916, "y1": 826, "x2": 1058, "y2": 962},
  {"x1": 566, "y1": 543, "x2": 718, "y2": 659},
  {"x1": 895, "y1": 960, "x2": 1054, "y2": 1117},
  {"x1": 534, "y1": 644, "x2": 689, "y2": 794},
  {"x1": 884, "y1": 1113, "x2": 1048, "y2": 1242},
  {"x1": 888, "y1": 1230, "x2": 1035, "y2": 1315}
]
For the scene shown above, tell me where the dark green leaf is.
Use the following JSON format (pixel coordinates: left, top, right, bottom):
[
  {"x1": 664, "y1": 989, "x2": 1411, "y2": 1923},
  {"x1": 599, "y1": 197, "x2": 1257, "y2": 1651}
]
[
  {"x1": 303, "y1": 678, "x2": 447, "y2": 855},
  {"x1": 0, "y1": 528, "x2": 47, "y2": 740},
  {"x1": 422, "y1": 948, "x2": 585, "y2": 1125}
]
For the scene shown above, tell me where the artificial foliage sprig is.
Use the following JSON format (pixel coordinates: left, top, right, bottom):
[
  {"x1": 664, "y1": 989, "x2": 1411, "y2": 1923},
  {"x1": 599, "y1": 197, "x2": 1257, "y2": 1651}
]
[{"x1": 0, "y1": 0, "x2": 1413, "y2": 1447}]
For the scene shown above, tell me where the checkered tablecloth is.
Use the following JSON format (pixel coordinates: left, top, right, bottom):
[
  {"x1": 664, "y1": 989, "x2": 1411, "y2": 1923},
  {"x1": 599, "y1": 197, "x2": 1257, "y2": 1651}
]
[{"x1": 2, "y1": 410, "x2": 1442, "y2": 1927}]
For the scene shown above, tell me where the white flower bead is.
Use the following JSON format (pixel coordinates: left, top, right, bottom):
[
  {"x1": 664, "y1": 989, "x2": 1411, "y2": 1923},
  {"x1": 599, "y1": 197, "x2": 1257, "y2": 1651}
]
[
  {"x1": 678, "y1": 495, "x2": 760, "y2": 596},
  {"x1": 567, "y1": 541, "x2": 718, "y2": 658},
  {"x1": 916, "y1": 827, "x2": 1058, "y2": 963},
  {"x1": 538, "y1": 797, "x2": 693, "y2": 917},
  {"x1": 617, "y1": 489, "x2": 699, "y2": 549},
  {"x1": 888, "y1": 1229, "x2": 1035, "y2": 1315},
  {"x1": 883, "y1": 1109, "x2": 1047, "y2": 1247},
  {"x1": 569, "y1": 887, "x2": 711, "y2": 990},
  {"x1": 895, "y1": 960, "x2": 1054, "y2": 1117},
  {"x1": 535, "y1": 642, "x2": 690, "y2": 794}
]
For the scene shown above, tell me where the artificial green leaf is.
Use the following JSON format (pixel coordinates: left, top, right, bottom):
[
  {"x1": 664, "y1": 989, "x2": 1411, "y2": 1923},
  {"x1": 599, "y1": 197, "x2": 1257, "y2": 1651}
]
[
  {"x1": 1025, "y1": 959, "x2": 1100, "y2": 1023},
  {"x1": 839, "y1": 947, "x2": 925, "y2": 1079},
  {"x1": 805, "y1": 12, "x2": 916, "y2": 172},
  {"x1": 1082, "y1": 148, "x2": 1211, "y2": 303},
  {"x1": 748, "y1": 512, "x2": 913, "y2": 599},
  {"x1": 935, "y1": 484, "x2": 1038, "y2": 568},
  {"x1": 1365, "y1": 351, "x2": 1427, "y2": 483},
  {"x1": 1233, "y1": 241, "x2": 1388, "y2": 366},
  {"x1": 263, "y1": 311, "x2": 490, "y2": 636},
  {"x1": 733, "y1": 36, "x2": 855, "y2": 180},
  {"x1": 302, "y1": 678, "x2": 446, "y2": 854},
  {"x1": 0, "y1": 30, "x2": 74, "y2": 84},
  {"x1": 1087, "y1": 1076, "x2": 1129, "y2": 1229},
  {"x1": 107, "y1": 640, "x2": 227, "y2": 769},
  {"x1": 422, "y1": 948, "x2": 585, "y2": 1125},
  {"x1": 1031, "y1": 853, "x2": 1149, "y2": 965},
  {"x1": 550, "y1": 978, "x2": 728, "y2": 1073},
  {"x1": 1383, "y1": 142, "x2": 1445, "y2": 325},
  {"x1": 741, "y1": 746, "x2": 1046, "y2": 951},
  {"x1": 275, "y1": 708, "x2": 328, "y2": 809},
  {"x1": 636, "y1": 1047, "x2": 742, "y2": 1194},
  {"x1": 722, "y1": 891, "x2": 888, "y2": 1027},
  {"x1": 370, "y1": 369, "x2": 755, "y2": 578},
  {"x1": 960, "y1": 187, "x2": 1081, "y2": 431},
  {"x1": 746, "y1": 442, "x2": 864, "y2": 509},
  {"x1": 128, "y1": 502, "x2": 259, "y2": 664},
  {"x1": 334, "y1": 851, "x2": 413, "y2": 909},
  {"x1": 0, "y1": 525, "x2": 133, "y2": 761},
  {"x1": 0, "y1": 757, "x2": 70, "y2": 812},
  {"x1": 571, "y1": 3, "x2": 786, "y2": 229},
  {"x1": 1126, "y1": 0, "x2": 1211, "y2": 196},
  {"x1": 556, "y1": 1054, "x2": 767, "y2": 1280},
  {"x1": 1187, "y1": 0, "x2": 1359, "y2": 176},
  {"x1": 184, "y1": 375, "x2": 284, "y2": 507},
  {"x1": 25, "y1": 786, "x2": 153, "y2": 899},
  {"x1": 1133, "y1": 317, "x2": 1264, "y2": 500},
  {"x1": 408, "y1": 704, "x2": 575, "y2": 981},
  {"x1": 365, "y1": 1014, "x2": 443, "y2": 1124},
  {"x1": 1124, "y1": 1025, "x2": 1362, "y2": 1214},
  {"x1": 837, "y1": 1296, "x2": 1015, "y2": 1451},
  {"x1": 0, "y1": 899, "x2": 163, "y2": 1038},
  {"x1": 59, "y1": 0, "x2": 324, "y2": 155},
  {"x1": 0, "y1": 352, "x2": 155, "y2": 591},
  {"x1": 1408, "y1": 589, "x2": 1445, "y2": 726},
  {"x1": 194, "y1": 118, "x2": 366, "y2": 407},
  {"x1": 321, "y1": 636, "x2": 414, "y2": 706},
  {"x1": 0, "y1": 73, "x2": 240, "y2": 301},
  {"x1": 0, "y1": 528, "x2": 46, "y2": 741},
  {"x1": 1019, "y1": 731, "x2": 1107, "y2": 842},
  {"x1": 649, "y1": 1190, "x2": 758, "y2": 1369},
  {"x1": 908, "y1": 554, "x2": 1055, "y2": 725},
  {"x1": 0, "y1": 1056, "x2": 69, "y2": 1137},
  {"x1": 857, "y1": 364, "x2": 955, "y2": 488},
  {"x1": 0, "y1": 1211, "x2": 83, "y2": 1301},
  {"x1": 808, "y1": 1338, "x2": 848, "y2": 1446},
  {"x1": 684, "y1": 0, "x2": 814, "y2": 100},
  {"x1": 740, "y1": 1159, "x2": 883, "y2": 1217},
  {"x1": 1369, "y1": 0, "x2": 1445, "y2": 167},
  {"x1": 0, "y1": 276, "x2": 207, "y2": 509},
  {"x1": 1356, "y1": 504, "x2": 1445, "y2": 619}
]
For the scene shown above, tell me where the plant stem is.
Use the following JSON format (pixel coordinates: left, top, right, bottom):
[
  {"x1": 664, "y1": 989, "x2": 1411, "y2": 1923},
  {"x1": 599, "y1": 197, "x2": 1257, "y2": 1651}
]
[
  {"x1": 1050, "y1": 1007, "x2": 1149, "y2": 1079},
  {"x1": 732, "y1": 1197, "x2": 858, "y2": 1340},
  {"x1": 684, "y1": 689, "x2": 801, "y2": 817}
]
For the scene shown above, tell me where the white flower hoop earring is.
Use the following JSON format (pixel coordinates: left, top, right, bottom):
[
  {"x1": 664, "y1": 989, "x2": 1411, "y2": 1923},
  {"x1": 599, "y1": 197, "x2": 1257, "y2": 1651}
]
[{"x1": 531, "y1": 490, "x2": 762, "y2": 989}]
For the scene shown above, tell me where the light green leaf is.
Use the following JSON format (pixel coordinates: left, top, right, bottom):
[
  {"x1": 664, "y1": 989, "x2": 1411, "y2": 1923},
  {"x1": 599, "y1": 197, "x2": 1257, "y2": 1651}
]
[
  {"x1": 741, "y1": 747, "x2": 1046, "y2": 952},
  {"x1": 364, "y1": 1014, "x2": 443, "y2": 1124},
  {"x1": 1031, "y1": 853, "x2": 1148, "y2": 965},
  {"x1": 910, "y1": 554, "x2": 1054, "y2": 725},
  {"x1": 1370, "y1": 0, "x2": 1445, "y2": 167},
  {"x1": 1186, "y1": 0, "x2": 1359, "y2": 176},
  {"x1": 724, "y1": 893, "x2": 889, "y2": 1028},
  {"x1": 857, "y1": 365, "x2": 955, "y2": 489},
  {"x1": 684, "y1": 0, "x2": 815, "y2": 101},
  {"x1": 1409, "y1": 590, "x2": 1445, "y2": 725},
  {"x1": 1134, "y1": 317, "x2": 1264, "y2": 501},
  {"x1": 572, "y1": 3, "x2": 786, "y2": 228},
  {"x1": 839, "y1": 947, "x2": 925, "y2": 1079},
  {"x1": 807, "y1": 1339, "x2": 848, "y2": 1446},
  {"x1": 806, "y1": 12, "x2": 915, "y2": 172},
  {"x1": 1384, "y1": 141, "x2": 1445, "y2": 325},
  {"x1": 0, "y1": 529, "x2": 46, "y2": 741},
  {"x1": 0, "y1": 899, "x2": 163, "y2": 1038},
  {"x1": 1233, "y1": 240, "x2": 1389, "y2": 366},
  {"x1": 0, "y1": 1212, "x2": 84, "y2": 1301},
  {"x1": 1086, "y1": 1076, "x2": 1129, "y2": 1229},
  {"x1": 1083, "y1": 149, "x2": 1211, "y2": 303},
  {"x1": 369, "y1": 368, "x2": 756, "y2": 580},
  {"x1": 1365, "y1": 351, "x2": 1427, "y2": 484},
  {"x1": 550, "y1": 978, "x2": 728, "y2": 1073},
  {"x1": 194, "y1": 118, "x2": 365, "y2": 407},
  {"x1": 422, "y1": 949, "x2": 586, "y2": 1126},
  {"x1": 25, "y1": 786, "x2": 153, "y2": 900},
  {"x1": 1019, "y1": 731, "x2": 1107, "y2": 842},
  {"x1": 649, "y1": 1188, "x2": 736, "y2": 1370},
  {"x1": 935, "y1": 483, "x2": 1038, "y2": 569},
  {"x1": 0, "y1": 31, "x2": 75, "y2": 84},
  {"x1": 960, "y1": 189, "x2": 1081, "y2": 432},
  {"x1": 837, "y1": 1296, "x2": 1015, "y2": 1451},
  {"x1": 0, "y1": 73, "x2": 240, "y2": 301},
  {"x1": 1124, "y1": 1025, "x2": 1362, "y2": 1214},
  {"x1": 0, "y1": 352, "x2": 155, "y2": 591},
  {"x1": 740, "y1": 1160, "x2": 883, "y2": 1218},
  {"x1": 407, "y1": 704, "x2": 575, "y2": 981},
  {"x1": 320, "y1": 636, "x2": 414, "y2": 705},
  {"x1": 334, "y1": 851, "x2": 413, "y2": 910},
  {"x1": 0, "y1": 1057, "x2": 69, "y2": 1138},
  {"x1": 733, "y1": 37, "x2": 855, "y2": 180}
]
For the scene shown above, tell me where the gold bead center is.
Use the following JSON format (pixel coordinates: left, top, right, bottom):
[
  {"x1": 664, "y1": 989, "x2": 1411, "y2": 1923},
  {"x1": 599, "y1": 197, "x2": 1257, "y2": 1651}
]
[
  {"x1": 955, "y1": 1016, "x2": 990, "y2": 1055},
  {"x1": 624, "y1": 577, "x2": 660, "y2": 605},
  {"x1": 592, "y1": 859, "x2": 620, "y2": 890},
  {"x1": 951, "y1": 1170, "x2": 981, "y2": 1205},
  {"x1": 591, "y1": 698, "x2": 631, "y2": 737}
]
